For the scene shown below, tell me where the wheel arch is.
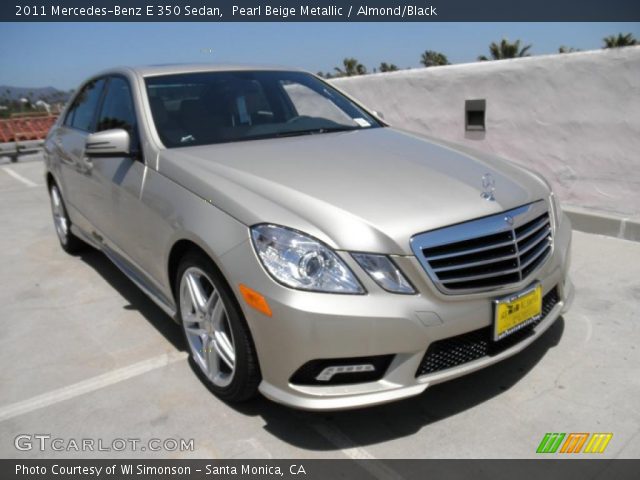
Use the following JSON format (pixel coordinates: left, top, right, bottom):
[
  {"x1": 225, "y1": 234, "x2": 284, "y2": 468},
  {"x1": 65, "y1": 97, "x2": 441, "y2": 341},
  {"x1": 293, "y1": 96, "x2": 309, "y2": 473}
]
[
  {"x1": 45, "y1": 171, "x2": 59, "y2": 191},
  {"x1": 168, "y1": 239, "x2": 211, "y2": 301},
  {"x1": 45, "y1": 171, "x2": 66, "y2": 200},
  {"x1": 167, "y1": 237, "x2": 242, "y2": 319},
  {"x1": 167, "y1": 236, "x2": 263, "y2": 390}
]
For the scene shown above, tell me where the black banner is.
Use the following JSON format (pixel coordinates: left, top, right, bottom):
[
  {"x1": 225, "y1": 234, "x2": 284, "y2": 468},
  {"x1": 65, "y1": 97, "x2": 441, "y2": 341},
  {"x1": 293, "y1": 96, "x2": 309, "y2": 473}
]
[
  {"x1": 3, "y1": 0, "x2": 640, "y2": 22},
  {"x1": 2, "y1": 459, "x2": 640, "y2": 480}
]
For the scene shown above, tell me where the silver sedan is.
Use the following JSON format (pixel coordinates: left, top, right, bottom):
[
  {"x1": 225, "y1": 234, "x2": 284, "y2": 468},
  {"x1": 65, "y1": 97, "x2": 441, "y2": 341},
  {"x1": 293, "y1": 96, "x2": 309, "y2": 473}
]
[{"x1": 44, "y1": 64, "x2": 573, "y2": 410}]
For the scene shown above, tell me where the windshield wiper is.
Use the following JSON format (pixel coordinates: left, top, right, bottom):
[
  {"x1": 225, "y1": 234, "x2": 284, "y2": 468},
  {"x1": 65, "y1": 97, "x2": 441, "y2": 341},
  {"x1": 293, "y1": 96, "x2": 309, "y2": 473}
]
[
  {"x1": 217, "y1": 126, "x2": 362, "y2": 144},
  {"x1": 274, "y1": 126, "x2": 359, "y2": 138}
]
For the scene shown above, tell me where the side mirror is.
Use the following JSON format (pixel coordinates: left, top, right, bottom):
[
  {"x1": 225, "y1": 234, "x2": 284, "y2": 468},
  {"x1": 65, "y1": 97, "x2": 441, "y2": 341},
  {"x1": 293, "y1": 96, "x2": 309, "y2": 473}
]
[
  {"x1": 85, "y1": 129, "x2": 130, "y2": 157},
  {"x1": 372, "y1": 110, "x2": 385, "y2": 120}
]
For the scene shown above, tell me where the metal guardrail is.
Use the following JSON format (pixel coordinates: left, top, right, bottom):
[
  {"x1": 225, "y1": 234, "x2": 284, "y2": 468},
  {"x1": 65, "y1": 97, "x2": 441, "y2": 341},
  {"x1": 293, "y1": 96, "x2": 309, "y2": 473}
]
[
  {"x1": 0, "y1": 115, "x2": 55, "y2": 162},
  {"x1": 0, "y1": 140, "x2": 44, "y2": 162}
]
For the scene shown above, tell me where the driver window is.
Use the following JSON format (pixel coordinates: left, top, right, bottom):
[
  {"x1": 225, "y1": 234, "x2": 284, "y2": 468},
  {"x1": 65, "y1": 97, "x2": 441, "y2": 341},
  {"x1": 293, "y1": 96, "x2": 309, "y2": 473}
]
[
  {"x1": 96, "y1": 77, "x2": 136, "y2": 135},
  {"x1": 64, "y1": 78, "x2": 106, "y2": 132},
  {"x1": 96, "y1": 76, "x2": 140, "y2": 156}
]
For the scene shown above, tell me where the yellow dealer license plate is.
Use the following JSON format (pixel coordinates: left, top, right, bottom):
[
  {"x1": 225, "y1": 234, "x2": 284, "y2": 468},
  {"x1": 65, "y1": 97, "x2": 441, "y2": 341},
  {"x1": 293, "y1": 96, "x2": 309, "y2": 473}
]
[{"x1": 494, "y1": 284, "x2": 542, "y2": 341}]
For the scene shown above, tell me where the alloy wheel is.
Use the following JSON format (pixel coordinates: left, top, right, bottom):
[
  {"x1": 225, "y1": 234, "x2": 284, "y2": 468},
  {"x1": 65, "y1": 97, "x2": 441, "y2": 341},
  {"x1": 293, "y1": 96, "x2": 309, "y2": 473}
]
[
  {"x1": 180, "y1": 267, "x2": 236, "y2": 388},
  {"x1": 50, "y1": 185, "x2": 69, "y2": 245}
]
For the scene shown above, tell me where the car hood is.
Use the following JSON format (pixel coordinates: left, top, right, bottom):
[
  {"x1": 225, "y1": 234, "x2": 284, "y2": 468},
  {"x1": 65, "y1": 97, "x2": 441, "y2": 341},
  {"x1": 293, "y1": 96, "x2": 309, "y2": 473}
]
[{"x1": 158, "y1": 127, "x2": 549, "y2": 255}]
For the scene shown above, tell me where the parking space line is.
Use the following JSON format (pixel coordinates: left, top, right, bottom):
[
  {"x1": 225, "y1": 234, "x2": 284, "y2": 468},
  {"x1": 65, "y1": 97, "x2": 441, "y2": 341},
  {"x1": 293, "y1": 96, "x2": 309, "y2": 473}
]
[
  {"x1": 310, "y1": 422, "x2": 405, "y2": 480},
  {"x1": 0, "y1": 351, "x2": 188, "y2": 423},
  {"x1": 1, "y1": 166, "x2": 42, "y2": 188}
]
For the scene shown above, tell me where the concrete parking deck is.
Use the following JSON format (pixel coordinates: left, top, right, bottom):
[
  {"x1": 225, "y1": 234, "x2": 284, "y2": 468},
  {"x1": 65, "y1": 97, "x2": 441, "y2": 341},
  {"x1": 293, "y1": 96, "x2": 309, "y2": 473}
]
[{"x1": 0, "y1": 160, "x2": 638, "y2": 460}]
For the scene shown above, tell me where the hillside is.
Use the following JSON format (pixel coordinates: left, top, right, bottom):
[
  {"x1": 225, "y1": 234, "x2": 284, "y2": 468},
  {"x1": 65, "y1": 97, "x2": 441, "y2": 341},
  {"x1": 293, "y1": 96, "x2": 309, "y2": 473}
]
[{"x1": 0, "y1": 85, "x2": 70, "y2": 103}]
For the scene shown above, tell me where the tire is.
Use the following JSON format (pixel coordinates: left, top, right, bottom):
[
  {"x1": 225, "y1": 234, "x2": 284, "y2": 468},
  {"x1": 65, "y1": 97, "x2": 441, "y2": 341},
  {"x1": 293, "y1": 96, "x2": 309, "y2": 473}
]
[
  {"x1": 175, "y1": 251, "x2": 260, "y2": 402},
  {"x1": 49, "y1": 183, "x2": 85, "y2": 254}
]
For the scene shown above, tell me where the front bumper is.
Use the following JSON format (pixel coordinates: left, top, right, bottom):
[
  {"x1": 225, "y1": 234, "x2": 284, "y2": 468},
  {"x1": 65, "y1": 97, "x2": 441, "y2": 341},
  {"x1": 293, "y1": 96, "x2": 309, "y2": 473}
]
[{"x1": 219, "y1": 213, "x2": 573, "y2": 410}]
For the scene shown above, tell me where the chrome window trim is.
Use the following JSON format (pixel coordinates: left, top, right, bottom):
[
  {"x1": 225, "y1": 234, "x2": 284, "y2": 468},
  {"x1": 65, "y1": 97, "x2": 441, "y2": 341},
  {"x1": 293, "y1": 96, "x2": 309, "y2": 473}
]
[{"x1": 411, "y1": 200, "x2": 554, "y2": 295}]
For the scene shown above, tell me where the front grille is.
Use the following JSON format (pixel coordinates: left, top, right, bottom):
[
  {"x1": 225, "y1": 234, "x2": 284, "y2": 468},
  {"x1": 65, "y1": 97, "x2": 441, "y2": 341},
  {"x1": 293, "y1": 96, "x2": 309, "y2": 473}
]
[
  {"x1": 415, "y1": 287, "x2": 560, "y2": 377},
  {"x1": 411, "y1": 201, "x2": 553, "y2": 294}
]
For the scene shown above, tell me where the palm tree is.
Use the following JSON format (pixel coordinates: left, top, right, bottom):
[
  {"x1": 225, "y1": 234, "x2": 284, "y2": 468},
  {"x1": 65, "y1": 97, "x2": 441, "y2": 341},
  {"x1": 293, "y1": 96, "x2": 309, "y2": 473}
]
[
  {"x1": 420, "y1": 50, "x2": 449, "y2": 67},
  {"x1": 334, "y1": 58, "x2": 367, "y2": 77},
  {"x1": 478, "y1": 38, "x2": 532, "y2": 61},
  {"x1": 379, "y1": 62, "x2": 398, "y2": 72},
  {"x1": 603, "y1": 33, "x2": 637, "y2": 48},
  {"x1": 558, "y1": 46, "x2": 580, "y2": 54}
]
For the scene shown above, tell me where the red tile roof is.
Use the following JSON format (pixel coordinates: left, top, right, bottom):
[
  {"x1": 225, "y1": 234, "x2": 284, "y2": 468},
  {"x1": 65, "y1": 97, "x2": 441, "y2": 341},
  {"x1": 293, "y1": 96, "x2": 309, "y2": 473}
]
[{"x1": 0, "y1": 116, "x2": 57, "y2": 143}]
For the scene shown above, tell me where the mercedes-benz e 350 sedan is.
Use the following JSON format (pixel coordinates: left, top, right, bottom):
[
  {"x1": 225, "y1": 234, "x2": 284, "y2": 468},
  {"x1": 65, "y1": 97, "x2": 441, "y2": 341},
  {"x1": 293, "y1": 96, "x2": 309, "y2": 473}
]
[{"x1": 45, "y1": 65, "x2": 573, "y2": 410}]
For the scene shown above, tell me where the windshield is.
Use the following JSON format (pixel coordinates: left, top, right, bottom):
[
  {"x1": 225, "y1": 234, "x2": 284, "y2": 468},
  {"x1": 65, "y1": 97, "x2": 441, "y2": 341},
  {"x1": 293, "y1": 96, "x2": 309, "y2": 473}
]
[{"x1": 145, "y1": 70, "x2": 381, "y2": 148}]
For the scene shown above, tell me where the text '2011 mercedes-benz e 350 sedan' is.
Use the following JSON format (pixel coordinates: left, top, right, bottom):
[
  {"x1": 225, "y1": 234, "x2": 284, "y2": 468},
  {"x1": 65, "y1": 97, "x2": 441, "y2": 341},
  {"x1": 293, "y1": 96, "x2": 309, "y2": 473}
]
[{"x1": 44, "y1": 65, "x2": 573, "y2": 410}]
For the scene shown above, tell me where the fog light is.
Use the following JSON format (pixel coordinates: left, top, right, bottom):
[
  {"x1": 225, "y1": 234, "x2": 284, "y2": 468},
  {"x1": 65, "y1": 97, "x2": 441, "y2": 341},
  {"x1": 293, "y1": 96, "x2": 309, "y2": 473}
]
[
  {"x1": 290, "y1": 355, "x2": 394, "y2": 385},
  {"x1": 315, "y1": 364, "x2": 375, "y2": 382}
]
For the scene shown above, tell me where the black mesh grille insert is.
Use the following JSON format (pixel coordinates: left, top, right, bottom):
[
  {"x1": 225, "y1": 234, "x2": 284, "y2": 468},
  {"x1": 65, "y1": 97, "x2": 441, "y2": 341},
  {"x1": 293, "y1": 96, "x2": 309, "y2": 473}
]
[{"x1": 415, "y1": 287, "x2": 560, "y2": 377}]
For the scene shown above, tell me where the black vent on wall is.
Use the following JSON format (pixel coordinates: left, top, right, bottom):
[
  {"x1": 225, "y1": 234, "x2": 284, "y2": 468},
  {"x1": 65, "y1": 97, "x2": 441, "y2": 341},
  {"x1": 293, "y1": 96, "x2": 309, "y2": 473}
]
[{"x1": 465, "y1": 99, "x2": 486, "y2": 131}]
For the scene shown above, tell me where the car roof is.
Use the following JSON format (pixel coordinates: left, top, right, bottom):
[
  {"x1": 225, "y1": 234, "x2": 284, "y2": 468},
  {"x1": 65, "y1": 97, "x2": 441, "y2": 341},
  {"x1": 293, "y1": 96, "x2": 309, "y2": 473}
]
[{"x1": 96, "y1": 63, "x2": 305, "y2": 79}]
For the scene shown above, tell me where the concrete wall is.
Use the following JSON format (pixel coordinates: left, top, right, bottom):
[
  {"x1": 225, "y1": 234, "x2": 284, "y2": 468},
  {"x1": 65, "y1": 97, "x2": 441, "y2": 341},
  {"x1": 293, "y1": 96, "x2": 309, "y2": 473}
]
[{"x1": 331, "y1": 47, "x2": 640, "y2": 218}]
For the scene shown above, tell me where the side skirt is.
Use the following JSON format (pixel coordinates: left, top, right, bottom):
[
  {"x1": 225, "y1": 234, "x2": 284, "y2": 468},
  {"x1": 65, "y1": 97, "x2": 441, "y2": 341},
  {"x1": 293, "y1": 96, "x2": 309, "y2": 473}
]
[{"x1": 71, "y1": 224, "x2": 178, "y2": 321}]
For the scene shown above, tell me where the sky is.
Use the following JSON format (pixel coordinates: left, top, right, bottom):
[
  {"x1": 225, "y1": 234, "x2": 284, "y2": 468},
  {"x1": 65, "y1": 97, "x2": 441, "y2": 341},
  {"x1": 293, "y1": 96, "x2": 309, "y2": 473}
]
[{"x1": 1, "y1": 22, "x2": 639, "y2": 90}]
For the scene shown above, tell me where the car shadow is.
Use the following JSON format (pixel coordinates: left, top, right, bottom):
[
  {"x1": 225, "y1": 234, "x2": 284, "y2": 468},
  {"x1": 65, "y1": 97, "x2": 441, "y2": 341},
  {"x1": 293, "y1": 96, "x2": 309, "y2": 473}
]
[
  {"x1": 230, "y1": 317, "x2": 565, "y2": 450},
  {"x1": 76, "y1": 246, "x2": 564, "y2": 450},
  {"x1": 78, "y1": 248, "x2": 186, "y2": 352}
]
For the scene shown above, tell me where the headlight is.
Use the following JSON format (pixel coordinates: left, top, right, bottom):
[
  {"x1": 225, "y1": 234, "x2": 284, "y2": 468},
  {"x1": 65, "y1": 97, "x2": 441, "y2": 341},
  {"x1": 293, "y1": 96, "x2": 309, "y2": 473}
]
[
  {"x1": 251, "y1": 224, "x2": 365, "y2": 294},
  {"x1": 352, "y1": 253, "x2": 416, "y2": 294}
]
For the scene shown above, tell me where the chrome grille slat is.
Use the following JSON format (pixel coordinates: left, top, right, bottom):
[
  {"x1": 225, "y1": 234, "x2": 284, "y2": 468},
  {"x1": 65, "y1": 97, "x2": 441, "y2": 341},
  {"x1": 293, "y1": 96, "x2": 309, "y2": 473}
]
[
  {"x1": 440, "y1": 266, "x2": 521, "y2": 284},
  {"x1": 516, "y1": 217, "x2": 550, "y2": 242},
  {"x1": 425, "y1": 238, "x2": 515, "y2": 261},
  {"x1": 518, "y1": 227, "x2": 552, "y2": 255},
  {"x1": 520, "y1": 242, "x2": 551, "y2": 269},
  {"x1": 433, "y1": 252, "x2": 519, "y2": 272},
  {"x1": 411, "y1": 201, "x2": 553, "y2": 294}
]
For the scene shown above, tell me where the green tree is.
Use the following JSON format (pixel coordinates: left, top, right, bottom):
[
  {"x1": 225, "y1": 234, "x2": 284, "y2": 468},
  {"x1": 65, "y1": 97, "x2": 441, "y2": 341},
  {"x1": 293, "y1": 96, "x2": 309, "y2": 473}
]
[
  {"x1": 558, "y1": 46, "x2": 580, "y2": 54},
  {"x1": 603, "y1": 33, "x2": 637, "y2": 48},
  {"x1": 379, "y1": 62, "x2": 399, "y2": 72},
  {"x1": 478, "y1": 38, "x2": 532, "y2": 61},
  {"x1": 334, "y1": 58, "x2": 367, "y2": 77},
  {"x1": 317, "y1": 71, "x2": 335, "y2": 79},
  {"x1": 420, "y1": 50, "x2": 449, "y2": 67}
]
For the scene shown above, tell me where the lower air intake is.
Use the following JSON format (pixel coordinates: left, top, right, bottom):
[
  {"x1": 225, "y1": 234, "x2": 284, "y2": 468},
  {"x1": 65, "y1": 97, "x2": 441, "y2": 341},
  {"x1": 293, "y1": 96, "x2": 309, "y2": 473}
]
[{"x1": 415, "y1": 287, "x2": 560, "y2": 377}]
